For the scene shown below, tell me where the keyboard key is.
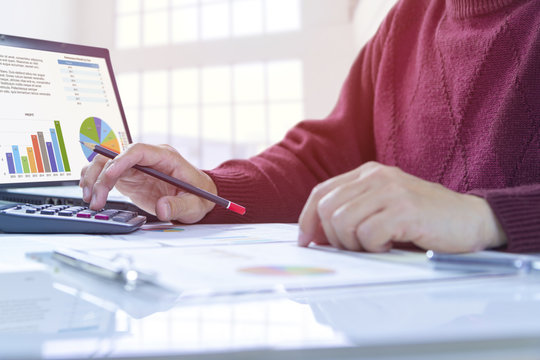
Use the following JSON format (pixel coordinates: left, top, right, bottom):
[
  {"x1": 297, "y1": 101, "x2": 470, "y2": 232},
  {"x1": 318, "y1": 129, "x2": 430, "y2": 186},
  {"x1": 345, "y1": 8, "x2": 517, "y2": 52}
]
[{"x1": 40, "y1": 209, "x2": 56, "y2": 215}]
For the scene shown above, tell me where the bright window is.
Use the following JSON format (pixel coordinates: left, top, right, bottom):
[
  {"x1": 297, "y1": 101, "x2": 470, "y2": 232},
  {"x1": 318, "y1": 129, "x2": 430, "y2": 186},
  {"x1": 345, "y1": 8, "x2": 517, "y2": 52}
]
[
  {"x1": 233, "y1": 0, "x2": 263, "y2": 36},
  {"x1": 115, "y1": 0, "x2": 303, "y2": 169},
  {"x1": 116, "y1": 0, "x2": 301, "y2": 47},
  {"x1": 117, "y1": 60, "x2": 303, "y2": 168}
]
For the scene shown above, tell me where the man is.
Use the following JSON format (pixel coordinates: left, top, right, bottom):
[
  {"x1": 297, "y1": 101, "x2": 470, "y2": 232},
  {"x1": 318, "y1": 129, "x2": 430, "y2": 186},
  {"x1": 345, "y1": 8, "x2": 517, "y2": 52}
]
[{"x1": 81, "y1": 0, "x2": 540, "y2": 253}]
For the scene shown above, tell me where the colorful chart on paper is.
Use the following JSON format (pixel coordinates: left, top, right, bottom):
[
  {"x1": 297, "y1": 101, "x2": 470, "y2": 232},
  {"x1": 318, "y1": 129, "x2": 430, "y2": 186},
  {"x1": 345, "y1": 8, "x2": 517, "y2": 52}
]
[
  {"x1": 79, "y1": 117, "x2": 121, "y2": 161},
  {"x1": 142, "y1": 225, "x2": 186, "y2": 232},
  {"x1": 238, "y1": 266, "x2": 335, "y2": 277}
]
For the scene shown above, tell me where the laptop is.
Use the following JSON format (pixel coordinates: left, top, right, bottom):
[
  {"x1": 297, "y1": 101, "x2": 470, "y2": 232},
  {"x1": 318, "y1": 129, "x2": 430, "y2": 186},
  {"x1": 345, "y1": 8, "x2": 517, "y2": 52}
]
[{"x1": 0, "y1": 34, "x2": 151, "y2": 217}]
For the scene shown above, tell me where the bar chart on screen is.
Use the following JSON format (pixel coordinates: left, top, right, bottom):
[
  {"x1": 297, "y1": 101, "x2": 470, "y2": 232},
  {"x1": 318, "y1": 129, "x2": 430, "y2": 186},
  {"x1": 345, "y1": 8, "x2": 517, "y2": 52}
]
[{"x1": 1, "y1": 119, "x2": 71, "y2": 180}]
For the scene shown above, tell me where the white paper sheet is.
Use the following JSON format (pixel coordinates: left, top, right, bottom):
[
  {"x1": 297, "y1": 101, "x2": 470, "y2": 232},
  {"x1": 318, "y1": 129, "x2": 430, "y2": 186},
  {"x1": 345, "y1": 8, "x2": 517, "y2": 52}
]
[
  {"x1": 19, "y1": 233, "x2": 161, "y2": 251},
  {"x1": 0, "y1": 232, "x2": 160, "y2": 265},
  {"x1": 87, "y1": 241, "x2": 476, "y2": 296},
  {"x1": 0, "y1": 224, "x2": 297, "y2": 257},
  {"x1": 9, "y1": 223, "x2": 498, "y2": 297},
  {"x1": 110, "y1": 223, "x2": 299, "y2": 247}
]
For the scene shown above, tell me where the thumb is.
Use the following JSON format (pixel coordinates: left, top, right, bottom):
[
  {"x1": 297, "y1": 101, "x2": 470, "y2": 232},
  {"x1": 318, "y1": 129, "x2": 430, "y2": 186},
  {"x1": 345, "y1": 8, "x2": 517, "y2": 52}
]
[{"x1": 155, "y1": 194, "x2": 208, "y2": 224}]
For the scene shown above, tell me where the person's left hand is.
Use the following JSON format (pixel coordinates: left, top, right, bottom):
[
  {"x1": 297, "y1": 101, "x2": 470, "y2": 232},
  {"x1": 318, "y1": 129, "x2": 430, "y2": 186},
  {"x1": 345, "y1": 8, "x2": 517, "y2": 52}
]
[{"x1": 298, "y1": 162, "x2": 506, "y2": 253}]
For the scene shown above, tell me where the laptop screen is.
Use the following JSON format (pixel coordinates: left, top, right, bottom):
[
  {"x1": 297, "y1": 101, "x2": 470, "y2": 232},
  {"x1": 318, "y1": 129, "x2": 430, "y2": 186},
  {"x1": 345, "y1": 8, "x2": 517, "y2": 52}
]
[{"x1": 0, "y1": 34, "x2": 131, "y2": 188}]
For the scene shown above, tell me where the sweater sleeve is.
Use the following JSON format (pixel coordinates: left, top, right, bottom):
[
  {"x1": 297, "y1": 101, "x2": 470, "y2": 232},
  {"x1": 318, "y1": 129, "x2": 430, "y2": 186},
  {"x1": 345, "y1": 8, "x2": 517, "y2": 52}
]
[
  {"x1": 470, "y1": 185, "x2": 540, "y2": 253},
  {"x1": 200, "y1": 9, "x2": 397, "y2": 224}
]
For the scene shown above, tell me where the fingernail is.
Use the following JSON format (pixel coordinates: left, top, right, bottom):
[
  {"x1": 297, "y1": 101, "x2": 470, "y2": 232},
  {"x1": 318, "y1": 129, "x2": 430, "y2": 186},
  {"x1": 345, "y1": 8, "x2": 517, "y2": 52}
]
[
  {"x1": 90, "y1": 193, "x2": 97, "y2": 209},
  {"x1": 83, "y1": 187, "x2": 90, "y2": 202},
  {"x1": 298, "y1": 231, "x2": 311, "y2": 247},
  {"x1": 164, "y1": 201, "x2": 171, "y2": 219}
]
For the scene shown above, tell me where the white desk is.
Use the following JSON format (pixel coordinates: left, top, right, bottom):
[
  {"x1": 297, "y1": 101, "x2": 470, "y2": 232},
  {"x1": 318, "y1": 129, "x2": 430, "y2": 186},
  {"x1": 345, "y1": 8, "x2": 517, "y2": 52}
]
[{"x1": 1, "y1": 229, "x2": 540, "y2": 360}]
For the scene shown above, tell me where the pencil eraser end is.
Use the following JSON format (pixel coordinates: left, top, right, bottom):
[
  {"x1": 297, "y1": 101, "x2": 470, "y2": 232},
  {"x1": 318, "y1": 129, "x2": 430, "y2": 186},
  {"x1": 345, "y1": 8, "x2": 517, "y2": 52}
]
[{"x1": 228, "y1": 202, "x2": 246, "y2": 215}]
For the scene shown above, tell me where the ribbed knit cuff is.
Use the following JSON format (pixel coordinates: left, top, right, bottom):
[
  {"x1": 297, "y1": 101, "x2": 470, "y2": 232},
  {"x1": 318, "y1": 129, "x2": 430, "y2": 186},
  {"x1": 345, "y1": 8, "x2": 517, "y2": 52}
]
[
  {"x1": 200, "y1": 162, "x2": 299, "y2": 224},
  {"x1": 447, "y1": 0, "x2": 518, "y2": 19},
  {"x1": 201, "y1": 168, "x2": 260, "y2": 223},
  {"x1": 470, "y1": 185, "x2": 540, "y2": 253}
]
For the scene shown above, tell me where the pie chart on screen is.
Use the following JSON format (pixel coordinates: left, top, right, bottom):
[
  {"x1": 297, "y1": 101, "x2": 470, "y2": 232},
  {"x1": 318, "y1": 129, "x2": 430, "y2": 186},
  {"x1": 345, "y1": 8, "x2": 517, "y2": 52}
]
[{"x1": 79, "y1": 116, "x2": 121, "y2": 161}]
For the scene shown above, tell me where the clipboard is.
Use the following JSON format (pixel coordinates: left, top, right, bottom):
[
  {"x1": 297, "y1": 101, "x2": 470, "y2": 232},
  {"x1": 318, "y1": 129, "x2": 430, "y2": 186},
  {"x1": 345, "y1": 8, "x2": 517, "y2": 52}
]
[
  {"x1": 30, "y1": 248, "x2": 159, "y2": 291},
  {"x1": 426, "y1": 250, "x2": 540, "y2": 274}
]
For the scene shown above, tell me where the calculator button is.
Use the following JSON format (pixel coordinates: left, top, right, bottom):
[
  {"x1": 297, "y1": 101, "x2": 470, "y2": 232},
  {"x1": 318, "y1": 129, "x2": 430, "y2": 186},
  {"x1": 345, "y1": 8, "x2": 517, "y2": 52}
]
[
  {"x1": 112, "y1": 212, "x2": 135, "y2": 223},
  {"x1": 94, "y1": 213, "x2": 110, "y2": 220},
  {"x1": 58, "y1": 210, "x2": 74, "y2": 217},
  {"x1": 0, "y1": 203, "x2": 146, "y2": 234},
  {"x1": 77, "y1": 210, "x2": 96, "y2": 218},
  {"x1": 99, "y1": 209, "x2": 119, "y2": 216}
]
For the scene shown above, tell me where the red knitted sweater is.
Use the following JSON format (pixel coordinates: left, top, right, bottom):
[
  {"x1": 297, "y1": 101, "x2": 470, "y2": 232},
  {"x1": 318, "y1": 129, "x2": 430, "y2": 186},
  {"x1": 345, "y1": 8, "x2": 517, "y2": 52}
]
[{"x1": 204, "y1": 0, "x2": 540, "y2": 252}]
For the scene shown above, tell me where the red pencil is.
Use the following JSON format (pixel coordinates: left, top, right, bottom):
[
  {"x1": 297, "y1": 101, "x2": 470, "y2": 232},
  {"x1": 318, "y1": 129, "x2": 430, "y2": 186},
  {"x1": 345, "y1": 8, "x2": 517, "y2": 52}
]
[{"x1": 80, "y1": 141, "x2": 246, "y2": 215}]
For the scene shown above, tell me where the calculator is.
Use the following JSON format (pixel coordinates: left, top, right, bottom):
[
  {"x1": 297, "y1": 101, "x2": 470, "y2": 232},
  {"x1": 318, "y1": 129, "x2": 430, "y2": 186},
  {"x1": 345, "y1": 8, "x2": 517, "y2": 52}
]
[{"x1": 0, "y1": 203, "x2": 146, "y2": 234}]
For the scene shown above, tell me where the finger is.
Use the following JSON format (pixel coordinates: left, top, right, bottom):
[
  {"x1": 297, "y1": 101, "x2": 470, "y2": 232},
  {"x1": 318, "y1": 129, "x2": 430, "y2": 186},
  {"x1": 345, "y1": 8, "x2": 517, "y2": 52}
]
[
  {"x1": 298, "y1": 182, "x2": 344, "y2": 247},
  {"x1": 79, "y1": 155, "x2": 108, "y2": 203},
  {"x1": 89, "y1": 159, "x2": 117, "y2": 210},
  {"x1": 319, "y1": 219, "x2": 344, "y2": 250},
  {"x1": 311, "y1": 222, "x2": 331, "y2": 245},
  {"x1": 317, "y1": 193, "x2": 342, "y2": 249},
  {"x1": 327, "y1": 201, "x2": 369, "y2": 252},
  {"x1": 298, "y1": 161, "x2": 381, "y2": 247},
  {"x1": 80, "y1": 164, "x2": 88, "y2": 181},
  {"x1": 317, "y1": 173, "x2": 384, "y2": 249},
  {"x1": 355, "y1": 204, "x2": 416, "y2": 253},
  {"x1": 155, "y1": 193, "x2": 208, "y2": 224},
  {"x1": 89, "y1": 143, "x2": 168, "y2": 210},
  {"x1": 298, "y1": 183, "x2": 336, "y2": 247},
  {"x1": 354, "y1": 209, "x2": 394, "y2": 252},
  {"x1": 330, "y1": 183, "x2": 405, "y2": 251},
  {"x1": 98, "y1": 143, "x2": 161, "y2": 179}
]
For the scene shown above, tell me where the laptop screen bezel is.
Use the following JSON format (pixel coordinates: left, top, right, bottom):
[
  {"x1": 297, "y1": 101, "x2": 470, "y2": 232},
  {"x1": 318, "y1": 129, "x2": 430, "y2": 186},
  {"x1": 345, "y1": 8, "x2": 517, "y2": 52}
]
[{"x1": 0, "y1": 34, "x2": 132, "y2": 188}]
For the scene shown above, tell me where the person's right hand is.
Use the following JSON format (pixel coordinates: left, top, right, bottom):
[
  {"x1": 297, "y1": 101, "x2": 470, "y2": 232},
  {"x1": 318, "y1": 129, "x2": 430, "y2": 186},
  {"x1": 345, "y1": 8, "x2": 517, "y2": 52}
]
[{"x1": 79, "y1": 143, "x2": 217, "y2": 223}]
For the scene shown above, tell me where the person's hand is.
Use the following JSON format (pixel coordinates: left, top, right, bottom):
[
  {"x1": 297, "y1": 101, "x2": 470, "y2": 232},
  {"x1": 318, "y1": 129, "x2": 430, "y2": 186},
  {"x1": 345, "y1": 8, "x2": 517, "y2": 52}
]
[
  {"x1": 79, "y1": 143, "x2": 217, "y2": 223},
  {"x1": 298, "y1": 162, "x2": 507, "y2": 253}
]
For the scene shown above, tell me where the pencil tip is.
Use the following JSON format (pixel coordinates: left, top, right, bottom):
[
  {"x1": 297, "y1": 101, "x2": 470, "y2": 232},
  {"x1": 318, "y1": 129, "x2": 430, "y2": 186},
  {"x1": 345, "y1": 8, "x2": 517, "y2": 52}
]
[{"x1": 79, "y1": 141, "x2": 95, "y2": 150}]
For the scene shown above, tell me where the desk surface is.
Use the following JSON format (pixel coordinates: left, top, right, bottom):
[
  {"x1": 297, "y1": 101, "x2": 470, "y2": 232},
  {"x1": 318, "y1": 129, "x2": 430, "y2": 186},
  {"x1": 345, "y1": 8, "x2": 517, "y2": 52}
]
[{"x1": 2, "y1": 229, "x2": 540, "y2": 360}]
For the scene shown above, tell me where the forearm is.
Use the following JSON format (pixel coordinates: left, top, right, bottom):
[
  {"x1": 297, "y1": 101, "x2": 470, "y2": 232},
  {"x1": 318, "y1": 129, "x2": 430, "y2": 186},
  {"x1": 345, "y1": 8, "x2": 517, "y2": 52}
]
[{"x1": 200, "y1": 10, "x2": 395, "y2": 224}]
